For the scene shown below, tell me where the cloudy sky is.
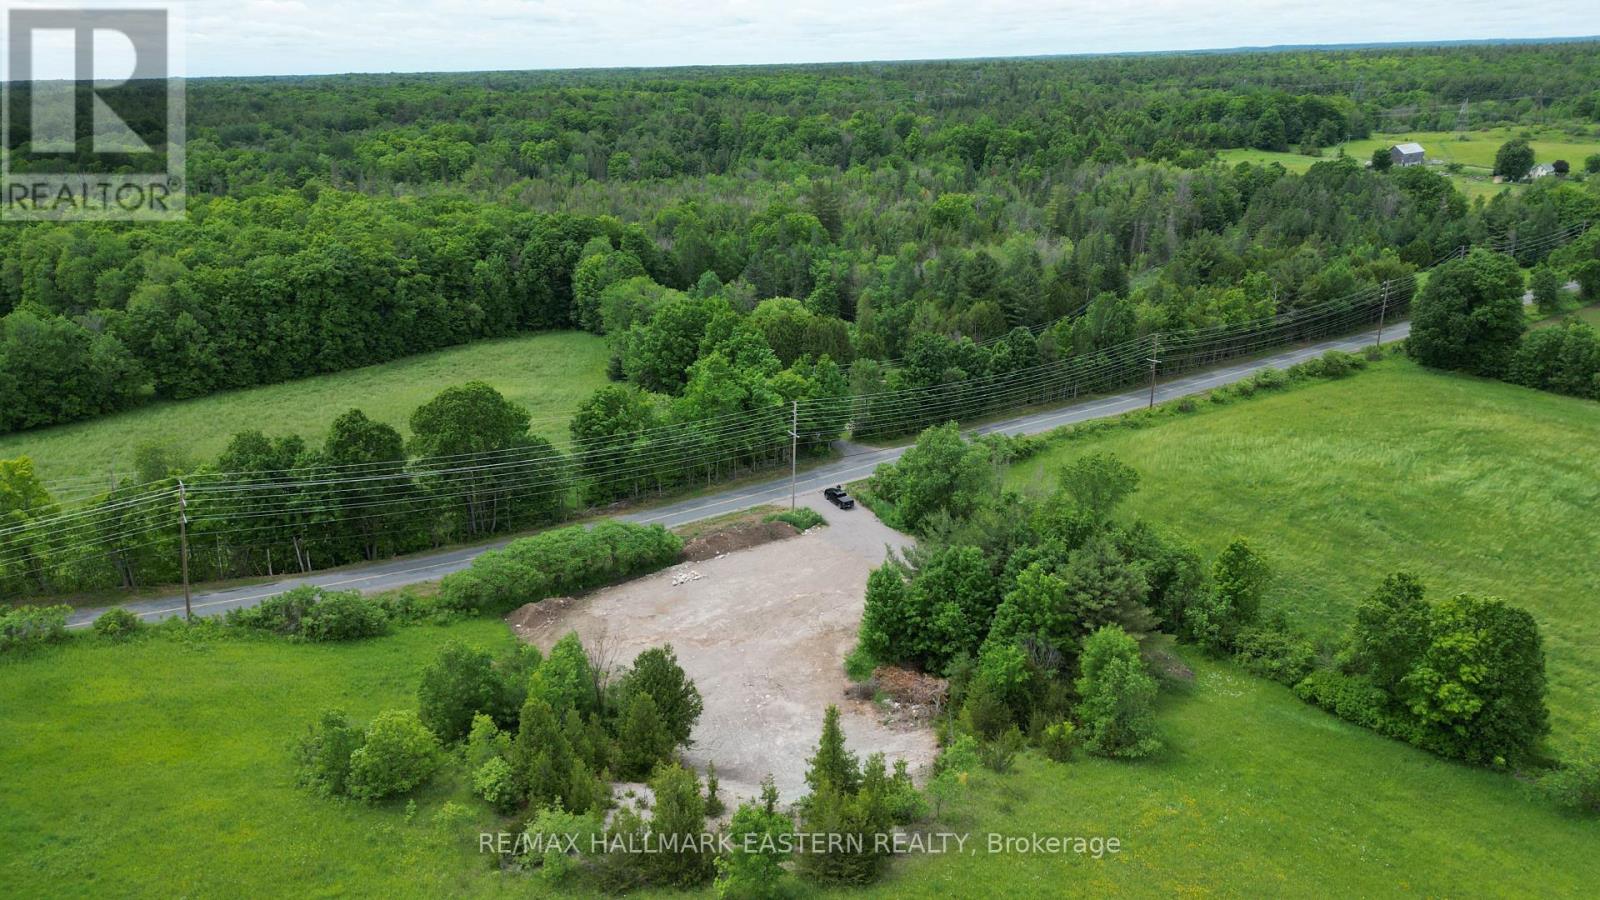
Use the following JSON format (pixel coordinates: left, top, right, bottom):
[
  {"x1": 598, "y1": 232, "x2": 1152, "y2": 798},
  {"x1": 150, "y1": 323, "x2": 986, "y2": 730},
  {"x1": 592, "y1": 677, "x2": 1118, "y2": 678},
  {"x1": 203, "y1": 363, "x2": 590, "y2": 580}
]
[{"x1": 26, "y1": 0, "x2": 1600, "y2": 78}]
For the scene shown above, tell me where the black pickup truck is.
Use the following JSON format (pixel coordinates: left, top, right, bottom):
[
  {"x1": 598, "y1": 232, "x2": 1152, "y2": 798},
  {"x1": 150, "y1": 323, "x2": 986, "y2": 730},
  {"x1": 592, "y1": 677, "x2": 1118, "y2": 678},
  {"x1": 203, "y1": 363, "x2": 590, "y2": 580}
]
[{"x1": 823, "y1": 486, "x2": 855, "y2": 509}]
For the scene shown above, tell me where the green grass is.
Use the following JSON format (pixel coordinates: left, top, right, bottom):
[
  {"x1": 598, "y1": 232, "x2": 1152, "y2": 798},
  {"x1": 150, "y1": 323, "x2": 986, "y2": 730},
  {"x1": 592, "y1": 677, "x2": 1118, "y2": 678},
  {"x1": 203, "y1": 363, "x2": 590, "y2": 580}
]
[
  {"x1": 0, "y1": 619, "x2": 540, "y2": 898},
  {"x1": 0, "y1": 331, "x2": 609, "y2": 494},
  {"x1": 1216, "y1": 124, "x2": 1600, "y2": 204},
  {"x1": 1008, "y1": 358, "x2": 1600, "y2": 749},
  {"x1": 851, "y1": 654, "x2": 1600, "y2": 898}
]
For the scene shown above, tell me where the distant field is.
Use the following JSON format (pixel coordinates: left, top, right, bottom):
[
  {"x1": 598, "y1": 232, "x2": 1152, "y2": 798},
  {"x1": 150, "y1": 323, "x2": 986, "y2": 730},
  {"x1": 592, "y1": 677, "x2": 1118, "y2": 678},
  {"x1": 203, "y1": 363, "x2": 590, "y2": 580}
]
[
  {"x1": 1217, "y1": 124, "x2": 1600, "y2": 203},
  {"x1": 855, "y1": 654, "x2": 1600, "y2": 898},
  {"x1": 1008, "y1": 359, "x2": 1600, "y2": 749},
  {"x1": 0, "y1": 331, "x2": 609, "y2": 497}
]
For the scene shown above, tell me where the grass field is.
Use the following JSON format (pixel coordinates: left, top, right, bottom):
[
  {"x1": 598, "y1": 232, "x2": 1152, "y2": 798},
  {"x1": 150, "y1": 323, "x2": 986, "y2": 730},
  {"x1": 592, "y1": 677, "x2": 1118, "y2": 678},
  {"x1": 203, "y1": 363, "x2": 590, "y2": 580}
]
[
  {"x1": 1008, "y1": 358, "x2": 1600, "y2": 749},
  {"x1": 852, "y1": 654, "x2": 1600, "y2": 898},
  {"x1": 1217, "y1": 124, "x2": 1600, "y2": 204},
  {"x1": 0, "y1": 619, "x2": 535, "y2": 898},
  {"x1": 0, "y1": 331, "x2": 609, "y2": 497}
]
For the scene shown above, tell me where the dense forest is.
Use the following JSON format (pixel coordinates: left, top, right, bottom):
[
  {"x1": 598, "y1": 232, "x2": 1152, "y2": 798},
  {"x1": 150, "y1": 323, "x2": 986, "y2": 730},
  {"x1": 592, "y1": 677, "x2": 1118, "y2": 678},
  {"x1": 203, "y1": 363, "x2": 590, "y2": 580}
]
[
  {"x1": 4, "y1": 42, "x2": 1600, "y2": 597},
  {"x1": 4, "y1": 42, "x2": 1600, "y2": 433}
]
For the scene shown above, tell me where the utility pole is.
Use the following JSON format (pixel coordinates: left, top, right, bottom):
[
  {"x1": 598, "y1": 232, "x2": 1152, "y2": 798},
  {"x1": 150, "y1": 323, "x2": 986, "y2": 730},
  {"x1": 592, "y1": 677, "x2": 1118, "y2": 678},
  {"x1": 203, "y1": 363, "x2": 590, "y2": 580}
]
[
  {"x1": 1376, "y1": 280, "x2": 1391, "y2": 347},
  {"x1": 788, "y1": 401, "x2": 799, "y2": 512},
  {"x1": 1147, "y1": 334, "x2": 1160, "y2": 410},
  {"x1": 178, "y1": 480, "x2": 192, "y2": 621}
]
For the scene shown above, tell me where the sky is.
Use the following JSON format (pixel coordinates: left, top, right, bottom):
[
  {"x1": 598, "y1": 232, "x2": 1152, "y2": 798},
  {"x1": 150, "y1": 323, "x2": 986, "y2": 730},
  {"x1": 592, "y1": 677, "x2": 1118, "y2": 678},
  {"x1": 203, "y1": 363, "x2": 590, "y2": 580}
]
[{"x1": 13, "y1": 0, "x2": 1600, "y2": 79}]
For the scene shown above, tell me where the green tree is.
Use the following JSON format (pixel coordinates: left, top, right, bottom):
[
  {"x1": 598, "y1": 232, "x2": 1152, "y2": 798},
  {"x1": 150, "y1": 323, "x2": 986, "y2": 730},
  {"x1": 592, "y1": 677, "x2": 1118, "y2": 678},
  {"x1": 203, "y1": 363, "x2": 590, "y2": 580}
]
[
  {"x1": 616, "y1": 691, "x2": 675, "y2": 780},
  {"x1": 1529, "y1": 265, "x2": 1565, "y2": 316},
  {"x1": 804, "y1": 705, "x2": 861, "y2": 795},
  {"x1": 322, "y1": 409, "x2": 412, "y2": 560},
  {"x1": 416, "y1": 640, "x2": 502, "y2": 743},
  {"x1": 1342, "y1": 572, "x2": 1431, "y2": 691},
  {"x1": 1401, "y1": 593, "x2": 1549, "y2": 766},
  {"x1": 1056, "y1": 451, "x2": 1140, "y2": 520},
  {"x1": 645, "y1": 764, "x2": 716, "y2": 887},
  {"x1": 869, "y1": 423, "x2": 997, "y2": 533},
  {"x1": 618, "y1": 645, "x2": 704, "y2": 748},
  {"x1": 347, "y1": 710, "x2": 442, "y2": 801},
  {"x1": 716, "y1": 776, "x2": 794, "y2": 899},
  {"x1": 1074, "y1": 625, "x2": 1163, "y2": 759},
  {"x1": 1370, "y1": 147, "x2": 1393, "y2": 172},
  {"x1": 1493, "y1": 139, "x2": 1535, "y2": 180},
  {"x1": 1407, "y1": 249, "x2": 1526, "y2": 377}
]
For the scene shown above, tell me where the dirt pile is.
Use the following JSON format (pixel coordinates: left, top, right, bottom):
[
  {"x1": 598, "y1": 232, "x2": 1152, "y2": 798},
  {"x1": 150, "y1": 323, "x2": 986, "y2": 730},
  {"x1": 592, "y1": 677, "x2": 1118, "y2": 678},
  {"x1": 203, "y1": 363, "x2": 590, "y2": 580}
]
[
  {"x1": 504, "y1": 596, "x2": 577, "y2": 637},
  {"x1": 681, "y1": 520, "x2": 797, "y2": 561},
  {"x1": 871, "y1": 666, "x2": 948, "y2": 725}
]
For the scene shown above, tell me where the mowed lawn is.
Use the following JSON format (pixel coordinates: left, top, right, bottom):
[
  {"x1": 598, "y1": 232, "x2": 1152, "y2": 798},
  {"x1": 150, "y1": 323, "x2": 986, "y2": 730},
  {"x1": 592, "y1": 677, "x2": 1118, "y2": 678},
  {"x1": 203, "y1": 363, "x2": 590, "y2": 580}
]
[
  {"x1": 852, "y1": 654, "x2": 1600, "y2": 898},
  {"x1": 1008, "y1": 359, "x2": 1600, "y2": 748},
  {"x1": 0, "y1": 619, "x2": 541, "y2": 899},
  {"x1": 0, "y1": 331, "x2": 609, "y2": 495}
]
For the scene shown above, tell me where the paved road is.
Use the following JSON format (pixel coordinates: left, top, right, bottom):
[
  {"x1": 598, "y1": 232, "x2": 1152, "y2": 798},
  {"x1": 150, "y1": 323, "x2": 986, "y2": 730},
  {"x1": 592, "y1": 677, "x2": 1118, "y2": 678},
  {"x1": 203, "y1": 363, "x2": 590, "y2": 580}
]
[{"x1": 67, "y1": 320, "x2": 1409, "y2": 627}]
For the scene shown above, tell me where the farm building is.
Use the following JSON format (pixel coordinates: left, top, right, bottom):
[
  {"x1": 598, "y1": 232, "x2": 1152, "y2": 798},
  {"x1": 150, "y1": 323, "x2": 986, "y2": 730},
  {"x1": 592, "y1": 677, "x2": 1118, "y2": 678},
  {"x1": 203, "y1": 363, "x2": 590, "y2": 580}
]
[
  {"x1": 1390, "y1": 143, "x2": 1426, "y2": 166},
  {"x1": 1529, "y1": 163, "x2": 1556, "y2": 179}
]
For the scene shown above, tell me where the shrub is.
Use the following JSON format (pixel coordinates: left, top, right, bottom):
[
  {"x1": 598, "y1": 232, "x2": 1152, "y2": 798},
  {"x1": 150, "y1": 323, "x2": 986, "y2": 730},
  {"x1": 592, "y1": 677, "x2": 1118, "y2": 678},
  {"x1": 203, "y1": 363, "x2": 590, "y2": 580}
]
[
  {"x1": 0, "y1": 604, "x2": 70, "y2": 653},
  {"x1": 524, "y1": 804, "x2": 604, "y2": 884},
  {"x1": 473, "y1": 757, "x2": 525, "y2": 813},
  {"x1": 437, "y1": 521, "x2": 683, "y2": 614},
  {"x1": 1041, "y1": 720, "x2": 1078, "y2": 762},
  {"x1": 879, "y1": 758, "x2": 927, "y2": 825},
  {"x1": 1540, "y1": 726, "x2": 1600, "y2": 815},
  {"x1": 92, "y1": 607, "x2": 142, "y2": 640},
  {"x1": 765, "y1": 507, "x2": 825, "y2": 530},
  {"x1": 226, "y1": 586, "x2": 386, "y2": 641},
  {"x1": 797, "y1": 782, "x2": 892, "y2": 886},
  {"x1": 978, "y1": 725, "x2": 1025, "y2": 773},
  {"x1": 1294, "y1": 670, "x2": 1404, "y2": 735},
  {"x1": 347, "y1": 710, "x2": 442, "y2": 801},
  {"x1": 292, "y1": 709, "x2": 365, "y2": 798},
  {"x1": 466, "y1": 713, "x2": 512, "y2": 770},
  {"x1": 716, "y1": 777, "x2": 795, "y2": 900},
  {"x1": 417, "y1": 641, "x2": 504, "y2": 743},
  {"x1": 1233, "y1": 622, "x2": 1318, "y2": 686},
  {"x1": 299, "y1": 591, "x2": 388, "y2": 641},
  {"x1": 1075, "y1": 625, "x2": 1162, "y2": 759}
]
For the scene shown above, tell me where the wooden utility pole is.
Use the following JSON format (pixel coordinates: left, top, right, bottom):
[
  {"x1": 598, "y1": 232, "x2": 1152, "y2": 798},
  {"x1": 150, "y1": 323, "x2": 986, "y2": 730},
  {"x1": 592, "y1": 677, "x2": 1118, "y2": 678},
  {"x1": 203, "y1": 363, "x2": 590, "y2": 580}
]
[
  {"x1": 1147, "y1": 334, "x2": 1160, "y2": 409},
  {"x1": 178, "y1": 480, "x2": 192, "y2": 620},
  {"x1": 788, "y1": 401, "x2": 799, "y2": 511},
  {"x1": 1376, "y1": 280, "x2": 1391, "y2": 347}
]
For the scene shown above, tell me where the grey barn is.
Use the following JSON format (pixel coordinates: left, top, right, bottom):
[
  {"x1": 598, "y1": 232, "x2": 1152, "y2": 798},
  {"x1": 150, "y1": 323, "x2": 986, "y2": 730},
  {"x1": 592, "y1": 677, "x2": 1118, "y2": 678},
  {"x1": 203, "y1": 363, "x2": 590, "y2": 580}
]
[{"x1": 1390, "y1": 142, "x2": 1425, "y2": 167}]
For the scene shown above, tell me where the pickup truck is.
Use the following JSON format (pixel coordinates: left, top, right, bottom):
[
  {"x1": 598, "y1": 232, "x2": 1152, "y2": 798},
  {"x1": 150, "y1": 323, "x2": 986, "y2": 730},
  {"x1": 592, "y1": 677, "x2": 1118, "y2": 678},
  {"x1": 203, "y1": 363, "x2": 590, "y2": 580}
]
[{"x1": 823, "y1": 486, "x2": 855, "y2": 509}]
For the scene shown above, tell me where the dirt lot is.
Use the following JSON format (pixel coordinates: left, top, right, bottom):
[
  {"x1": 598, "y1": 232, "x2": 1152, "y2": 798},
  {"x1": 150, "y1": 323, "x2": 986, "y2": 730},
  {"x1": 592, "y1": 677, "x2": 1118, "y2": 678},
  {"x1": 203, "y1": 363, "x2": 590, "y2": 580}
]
[{"x1": 508, "y1": 498, "x2": 934, "y2": 806}]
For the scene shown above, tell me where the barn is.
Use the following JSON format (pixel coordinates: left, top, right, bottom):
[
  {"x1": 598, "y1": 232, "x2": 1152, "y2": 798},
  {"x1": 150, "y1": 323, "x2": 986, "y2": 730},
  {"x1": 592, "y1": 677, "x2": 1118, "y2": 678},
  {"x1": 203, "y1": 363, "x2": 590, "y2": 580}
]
[{"x1": 1390, "y1": 143, "x2": 1426, "y2": 167}]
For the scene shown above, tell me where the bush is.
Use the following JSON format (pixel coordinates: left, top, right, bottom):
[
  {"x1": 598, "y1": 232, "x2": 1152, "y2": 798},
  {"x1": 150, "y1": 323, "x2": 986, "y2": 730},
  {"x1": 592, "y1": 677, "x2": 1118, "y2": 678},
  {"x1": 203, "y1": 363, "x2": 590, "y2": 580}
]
[
  {"x1": 615, "y1": 692, "x2": 675, "y2": 780},
  {"x1": 716, "y1": 777, "x2": 795, "y2": 900},
  {"x1": 765, "y1": 507, "x2": 825, "y2": 530},
  {"x1": 417, "y1": 640, "x2": 507, "y2": 742},
  {"x1": 644, "y1": 764, "x2": 716, "y2": 888},
  {"x1": 292, "y1": 709, "x2": 365, "y2": 798},
  {"x1": 300, "y1": 591, "x2": 389, "y2": 641},
  {"x1": 1041, "y1": 720, "x2": 1078, "y2": 762},
  {"x1": 347, "y1": 710, "x2": 442, "y2": 801},
  {"x1": 524, "y1": 804, "x2": 604, "y2": 884},
  {"x1": 92, "y1": 607, "x2": 142, "y2": 640},
  {"x1": 226, "y1": 586, "x2": 386, "y2": 641},
  {"x1": 473, "y1": 757, "x2": 525, "y2": 813},
  {"x1": 1540, "y1": 726, "x2": 1600, "y2": 815},
  {"x1": 437, "y1": 521, "x2": 683, "y2": 614},
  {"x1": 1075, "y1": 625, "x2": 1162, "y2": 759},
  {"x1": 978, "y1": 726, "x2": 1025, "y2": 773},
  {"x1": 0, "y1": 604, "x2": 70, "y2": 653},
  {"x1": 1294, "y1": 670, "x2": 1406, "y2": 735},
  {"x1": 1233, "y1": 622, "x2": 1318, "y2": 685}
]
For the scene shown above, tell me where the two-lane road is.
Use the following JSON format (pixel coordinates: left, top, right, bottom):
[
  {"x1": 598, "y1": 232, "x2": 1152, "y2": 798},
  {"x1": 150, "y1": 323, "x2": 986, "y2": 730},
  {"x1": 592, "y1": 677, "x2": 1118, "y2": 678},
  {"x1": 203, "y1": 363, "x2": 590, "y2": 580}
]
[{"x1": 67, "y1": 320, "x2": 1408, "y2": 627}]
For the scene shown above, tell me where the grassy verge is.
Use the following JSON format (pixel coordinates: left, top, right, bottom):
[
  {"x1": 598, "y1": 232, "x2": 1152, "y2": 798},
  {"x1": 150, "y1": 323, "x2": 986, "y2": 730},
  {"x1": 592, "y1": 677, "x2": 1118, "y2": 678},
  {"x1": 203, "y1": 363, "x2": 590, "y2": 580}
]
[
  {"x1": 1006, "y1": 356, "x2": 1600, "y2": 749},
  {"x1": 849, "y1": 654, "x2": 1600, "y2": 898},
  {"x1": 0, "y1": 330, "x2": 609, "y2": 491}
]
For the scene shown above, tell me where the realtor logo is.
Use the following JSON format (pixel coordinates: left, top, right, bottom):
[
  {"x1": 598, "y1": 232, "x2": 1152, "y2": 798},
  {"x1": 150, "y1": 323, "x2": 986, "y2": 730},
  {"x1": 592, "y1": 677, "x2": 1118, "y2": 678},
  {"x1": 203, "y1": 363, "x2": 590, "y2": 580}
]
[{"x1": 2, "y1": 2, "x2": 184, "y2": 220}]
